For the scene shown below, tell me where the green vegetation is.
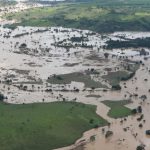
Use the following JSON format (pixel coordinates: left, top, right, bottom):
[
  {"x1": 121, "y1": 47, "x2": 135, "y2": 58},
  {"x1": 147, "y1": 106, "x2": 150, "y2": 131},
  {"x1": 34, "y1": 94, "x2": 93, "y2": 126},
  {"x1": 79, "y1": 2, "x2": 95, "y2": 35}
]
[
  {"x1": 4, "y1": 0, "x2": 150, "y2": 33},
  {"x1": 105, "y1": 130, "x2": 113, "y2": 138},
  {"x1": 0, "y1": 1, "x2": 16, "y2": 7},
  {"x1": 0, "y1": 93, "x2": 5, "y2": 101},
  {"x1": 102, "y1": 71, "x2": 130, "y2": 86},
  {"x1": 86, "y1": 95, "x2": 101, "y2": 98},
  {"x1": 70, "y1": 36, "x2": 88, "y2": 43},
  {"x1": 0, "y1": 101, "x2": 108, "y2": 150},
  {"x1": 47, "y1": 72, "x2": 107, "y2": 89},
  {"x1": 126, "y1": 62, "x2": 140, "y2": 73},
  {"x1": 106, "y1": 37, "x2": 150, "y2": 49},
  {"x1": 102, "y1": 63, "x2": 139, "y2": 89},
  {"x1": 102, "y1": 100, "x2": 132, "y2": 118},
  {"x1": 102, "y1": 71, "x2": 135, "y2": 89},
  {"x1": 54, "y1": 37, "x2": 92, "y2": 49}
]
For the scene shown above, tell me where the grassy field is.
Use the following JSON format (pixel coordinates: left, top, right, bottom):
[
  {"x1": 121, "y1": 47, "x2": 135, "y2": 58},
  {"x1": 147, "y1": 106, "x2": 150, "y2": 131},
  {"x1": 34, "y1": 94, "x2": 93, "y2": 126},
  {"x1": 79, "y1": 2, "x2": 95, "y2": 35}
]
[
  {"x1": 102, "y1": 63, "x2": 139, "y2": 88},
  {"x1": 4, "y1": 0, "x2": 150, "y2": 32},
  {"x1": 102, "y1": 100, "x2": 132, "y2": 118},
  {"x1": 0, "y1": 101, "x2": 108, "y2": 150},
  {"x1": 47, "y1": 72, "x2": 107, "y2": 89},
  {"x1": 102, "y1": 71, "x2": 131, "y2": 87}
]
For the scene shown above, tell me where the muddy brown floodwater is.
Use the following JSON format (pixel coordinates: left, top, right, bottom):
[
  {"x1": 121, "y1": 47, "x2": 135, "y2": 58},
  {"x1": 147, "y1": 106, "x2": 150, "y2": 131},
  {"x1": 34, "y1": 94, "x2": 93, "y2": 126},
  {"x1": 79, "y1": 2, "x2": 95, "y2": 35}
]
[{"x1": 0, "y1": 5, "x2": 150, "y2": 149}]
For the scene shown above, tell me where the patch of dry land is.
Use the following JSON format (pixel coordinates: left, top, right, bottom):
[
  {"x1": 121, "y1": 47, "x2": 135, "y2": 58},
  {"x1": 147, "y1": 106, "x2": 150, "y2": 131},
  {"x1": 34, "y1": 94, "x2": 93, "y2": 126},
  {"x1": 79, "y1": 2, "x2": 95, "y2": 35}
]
[{"x1": 0, "y1": 3, "x2": 150, "y2": 150}]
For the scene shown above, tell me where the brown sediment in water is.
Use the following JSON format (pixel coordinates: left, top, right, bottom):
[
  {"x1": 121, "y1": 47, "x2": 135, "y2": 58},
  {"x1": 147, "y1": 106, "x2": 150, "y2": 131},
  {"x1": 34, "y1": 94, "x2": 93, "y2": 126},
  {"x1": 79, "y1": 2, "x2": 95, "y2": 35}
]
[{"x1": 0, "y1": 20, "x2": 149, "y2": 149}]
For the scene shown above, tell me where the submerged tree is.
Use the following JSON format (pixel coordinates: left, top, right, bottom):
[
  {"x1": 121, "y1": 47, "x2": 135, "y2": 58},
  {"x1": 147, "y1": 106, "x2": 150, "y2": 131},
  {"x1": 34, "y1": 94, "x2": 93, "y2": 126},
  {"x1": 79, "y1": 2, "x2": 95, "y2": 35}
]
[{"x1": 0, "y1": 93, "x2": 5, "y2": 101}]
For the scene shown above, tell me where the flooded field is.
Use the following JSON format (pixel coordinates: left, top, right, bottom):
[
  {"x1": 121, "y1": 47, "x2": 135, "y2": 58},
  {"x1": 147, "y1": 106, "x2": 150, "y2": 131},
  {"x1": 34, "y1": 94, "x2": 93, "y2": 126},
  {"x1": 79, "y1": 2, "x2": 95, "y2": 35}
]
[
  {"x1": 0, "y1": 25, "x2": 149, "y2": 149},
  {"x1": 0, "y1": 2, "x2": 150, "y2": 150}
]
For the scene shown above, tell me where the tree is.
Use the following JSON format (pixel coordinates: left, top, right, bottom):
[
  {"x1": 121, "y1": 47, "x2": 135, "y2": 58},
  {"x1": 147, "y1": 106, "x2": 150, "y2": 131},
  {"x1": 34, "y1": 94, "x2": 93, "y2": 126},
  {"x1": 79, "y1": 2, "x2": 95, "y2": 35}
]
[
  {"x1": 19, "y1": 43, "x2": 27, "y2": 49},
  {"x1": 137, "y1": 106, "x2": 142, "y2": 113},
  {"x1": 132, "y1": 109, "x2": 137, "y2": 114},
  {"x1": 104, "y1": 52, "x2": 109, "y2": 59},
  {"x1": 136, "y1": 145, "x2": 145, "y2": 150},
  {"x1": 112, "y1": 84, "x2": 121, "y2": 90},
  {"x1": 105, "y1": 131, "x2": 113, "y2": 138},
  {"x1": 0, "y1": 93, "x2": 5, "y2": 101}
]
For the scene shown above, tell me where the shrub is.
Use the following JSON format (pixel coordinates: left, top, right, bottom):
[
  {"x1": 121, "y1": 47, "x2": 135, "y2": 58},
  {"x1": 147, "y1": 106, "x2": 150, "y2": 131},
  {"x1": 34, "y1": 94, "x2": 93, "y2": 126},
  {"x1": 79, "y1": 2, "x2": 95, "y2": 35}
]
[
  {"x1": 105, "y1": 131, "x2": 113, "y2": 138},
  {"x1": 112, "y1": 84, "x2": 121, "y2": 90},
  {"x1": 0, "y1": 93, "x2": 5, "y2": 101},
  {"x1": 136, "y1": 145, "x2": 145, "y2": 150},
  {"x1": 132, "y1": 109, "x2": 137, "y2": 114}
]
